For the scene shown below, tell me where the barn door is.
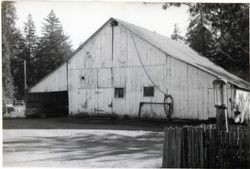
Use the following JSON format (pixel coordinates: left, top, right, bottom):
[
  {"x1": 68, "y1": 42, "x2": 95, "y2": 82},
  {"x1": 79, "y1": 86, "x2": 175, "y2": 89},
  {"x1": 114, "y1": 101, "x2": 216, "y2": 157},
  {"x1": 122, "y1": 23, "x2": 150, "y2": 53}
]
[
  {"x1": 95, "y1": 68, "x2": 113, "y2": 114},
  {"x1": 96, "y1": 88, "x2": 113, "y2": 113},
  {"x1": 78, "y1": 69, "x2": 98, "y2": 114}
]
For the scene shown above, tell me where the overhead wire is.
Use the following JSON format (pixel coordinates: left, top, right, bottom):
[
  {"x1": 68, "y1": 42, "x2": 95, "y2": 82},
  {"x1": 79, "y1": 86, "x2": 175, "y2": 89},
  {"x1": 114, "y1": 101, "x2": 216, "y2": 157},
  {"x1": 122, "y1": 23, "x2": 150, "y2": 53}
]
[
  {"x1": 129, "y1": 29, "x2": 174, "y2": 120},
  {"x1": 129, "y1": 30, "x2": 167, "y2": 96}
]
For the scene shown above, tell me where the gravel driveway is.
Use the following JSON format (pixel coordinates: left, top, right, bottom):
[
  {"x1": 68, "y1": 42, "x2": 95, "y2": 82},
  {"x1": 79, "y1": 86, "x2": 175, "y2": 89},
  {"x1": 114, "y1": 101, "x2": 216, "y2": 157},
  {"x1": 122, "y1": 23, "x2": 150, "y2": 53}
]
[{"x1": 3, "y1": 129, "x2": 163, "y2": 167}]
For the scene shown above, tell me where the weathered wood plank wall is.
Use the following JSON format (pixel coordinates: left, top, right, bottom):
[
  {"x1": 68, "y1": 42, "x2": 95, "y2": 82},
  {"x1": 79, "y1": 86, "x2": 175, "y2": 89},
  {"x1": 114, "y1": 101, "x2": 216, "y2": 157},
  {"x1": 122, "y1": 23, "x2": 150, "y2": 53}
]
[
  {"x1": 29, "y1": 63, "x2": 68, "y2": 93},
  {"x1": 67, "y1": 20, "x2": 236, "y2": 120}
]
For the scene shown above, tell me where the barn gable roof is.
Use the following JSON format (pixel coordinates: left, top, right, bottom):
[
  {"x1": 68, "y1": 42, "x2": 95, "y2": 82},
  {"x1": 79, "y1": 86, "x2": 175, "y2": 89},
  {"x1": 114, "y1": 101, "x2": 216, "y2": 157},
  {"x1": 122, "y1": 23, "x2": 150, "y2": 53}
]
[
  {"x1": 29, "y1": 18, "x2": 250, "y2": 92},
  {"x1": 114, "y1": 18, "x2": 250, "y2": 91},
  {"x1": 28, "y1": 19, "x2": 112, "y2": 93}
]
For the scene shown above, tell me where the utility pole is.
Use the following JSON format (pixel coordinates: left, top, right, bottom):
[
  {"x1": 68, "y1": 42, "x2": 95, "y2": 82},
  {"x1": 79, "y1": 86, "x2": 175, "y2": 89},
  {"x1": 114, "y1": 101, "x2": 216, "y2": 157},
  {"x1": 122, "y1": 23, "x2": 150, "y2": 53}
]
[{"x1": 24, "y1": 60, "x2": 27, "y2": 90}]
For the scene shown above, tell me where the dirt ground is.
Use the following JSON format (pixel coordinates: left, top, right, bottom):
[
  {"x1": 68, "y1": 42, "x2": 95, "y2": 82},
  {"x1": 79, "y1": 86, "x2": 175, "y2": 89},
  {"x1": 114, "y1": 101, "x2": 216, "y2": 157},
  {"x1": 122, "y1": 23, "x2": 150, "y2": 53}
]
[
  {"x1": 3, "y1": 129, "x2": 164, "y2": 167},
  {"x1": 3, "y1": 118, "x2": 166, "y2": 167},
  {"x1": 3, "y1": 118, "x2": 250, "y2": 167}
]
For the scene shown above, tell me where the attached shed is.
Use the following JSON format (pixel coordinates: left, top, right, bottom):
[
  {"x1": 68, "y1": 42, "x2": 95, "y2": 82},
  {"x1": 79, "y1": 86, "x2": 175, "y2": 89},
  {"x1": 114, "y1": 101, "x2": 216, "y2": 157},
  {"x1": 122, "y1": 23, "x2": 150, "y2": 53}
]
[
  {"x1": 27, "y1": 18, "x2": 250, "y2": 121},
  {"x1": 26, "y1": 63, "x2": 69, "y2": 117},
  {"x1": 29, "y1": 63, "x2": 68, "y2": 93}
]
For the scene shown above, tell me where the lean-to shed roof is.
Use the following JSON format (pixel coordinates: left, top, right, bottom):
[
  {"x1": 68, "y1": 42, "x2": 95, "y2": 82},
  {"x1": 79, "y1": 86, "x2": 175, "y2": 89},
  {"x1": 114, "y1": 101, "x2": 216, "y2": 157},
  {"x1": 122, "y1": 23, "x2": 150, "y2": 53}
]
[{"x1": 115, "y1": 18, "x2": 250, "y2": 91}]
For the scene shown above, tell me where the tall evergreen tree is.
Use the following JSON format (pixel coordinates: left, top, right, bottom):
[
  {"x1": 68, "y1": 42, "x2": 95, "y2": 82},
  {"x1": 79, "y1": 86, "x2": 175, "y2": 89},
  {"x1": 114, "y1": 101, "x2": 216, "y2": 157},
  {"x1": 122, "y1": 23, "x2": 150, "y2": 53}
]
[
  {"x1": 186, "y1": 12, "x2": 216, "y2": 61},
  {"x1": 24, "y1": 14, "x2": 37, "y2": 59},
  {"x1": 210, "y1": 4, "x2": 249, "y2": 80},
  {"x1": 23, "y1": 14, "x2": 37, "y2": 86},
  {"x1": 11, "y1": 14, "x2": 38, "y2": 99},
  {"x1": 163, "y1": 3, "x2": 249, "y2": 81},
  {"x1": 2, "y1": 34, "x2": 14, "y2": 104},
  {"x1": 11, "y1": 31, "x2": 26, "y2": 99},
  {"x1": 8, "y1": 14, "x2": 37, "y2": 99},
  {"x1": 35, "y1": 10, "x2": 73, "y2": 81},
  {"x1": 2, "y1": 1, "x2": 17, "y2": 103},
  {"x1": 2, "y1": 1, "x2": 17, "y2": 49}
]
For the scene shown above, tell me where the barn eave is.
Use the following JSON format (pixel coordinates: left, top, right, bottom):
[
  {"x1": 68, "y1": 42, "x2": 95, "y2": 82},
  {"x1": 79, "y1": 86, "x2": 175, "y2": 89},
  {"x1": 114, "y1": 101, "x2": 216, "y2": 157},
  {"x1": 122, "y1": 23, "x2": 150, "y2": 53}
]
[
  {"x1": 29, "y1": 17, "x2": 250, "y2": 93},
  {"x1": 114, "y1": 18, "x2": 250, "y2": 91}
]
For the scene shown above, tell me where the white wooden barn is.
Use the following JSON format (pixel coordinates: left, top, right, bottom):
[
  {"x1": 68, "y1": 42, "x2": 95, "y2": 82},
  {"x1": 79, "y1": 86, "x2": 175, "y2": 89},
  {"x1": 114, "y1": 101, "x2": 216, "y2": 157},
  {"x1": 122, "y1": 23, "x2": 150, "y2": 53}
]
[{"x1": 27, "y1": 18, "x2": 250, "y2": 121}]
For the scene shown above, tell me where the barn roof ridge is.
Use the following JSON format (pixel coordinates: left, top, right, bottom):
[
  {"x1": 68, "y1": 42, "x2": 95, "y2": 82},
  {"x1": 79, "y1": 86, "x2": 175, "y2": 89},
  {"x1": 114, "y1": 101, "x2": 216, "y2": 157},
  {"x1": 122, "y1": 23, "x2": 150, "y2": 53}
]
[
  {"x1": 29, "y1": 17, "x2": 250, "y2": 92},
  {"x1": 113, "y1": 18, "x2": 250, "y2": 91}
]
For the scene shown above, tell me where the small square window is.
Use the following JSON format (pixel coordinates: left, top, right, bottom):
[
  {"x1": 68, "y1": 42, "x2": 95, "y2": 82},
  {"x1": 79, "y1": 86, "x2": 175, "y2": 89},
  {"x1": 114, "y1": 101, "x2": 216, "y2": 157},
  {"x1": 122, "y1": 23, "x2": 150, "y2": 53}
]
[
  {"x1": 144, "y1": 86, "x2": 154, "y2": 97},
  {"x1": 115, "y1": 88, "x2": 125, "y2": 98}
]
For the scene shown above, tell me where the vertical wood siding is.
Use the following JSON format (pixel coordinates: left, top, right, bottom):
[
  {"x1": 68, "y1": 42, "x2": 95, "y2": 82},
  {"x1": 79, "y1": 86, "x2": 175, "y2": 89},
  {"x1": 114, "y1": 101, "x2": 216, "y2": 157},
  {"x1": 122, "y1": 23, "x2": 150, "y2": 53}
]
[
  {"x1": 67, "y1": 20, "x2": 236, "y2": 120},
  {"x1": 68, "y1": 24, "x2": 113, "y2": 115},
  {"x1": 29, "y1": 63, "x2": 67, "y2": 93}
]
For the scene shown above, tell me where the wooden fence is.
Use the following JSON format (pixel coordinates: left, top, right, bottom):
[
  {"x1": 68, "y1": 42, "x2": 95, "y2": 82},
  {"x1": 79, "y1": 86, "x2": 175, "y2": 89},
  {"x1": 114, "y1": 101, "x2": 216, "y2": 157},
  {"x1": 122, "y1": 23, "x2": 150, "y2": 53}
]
[{"x1": 162, "y1": 124, "x2": 249, "y2": 168}]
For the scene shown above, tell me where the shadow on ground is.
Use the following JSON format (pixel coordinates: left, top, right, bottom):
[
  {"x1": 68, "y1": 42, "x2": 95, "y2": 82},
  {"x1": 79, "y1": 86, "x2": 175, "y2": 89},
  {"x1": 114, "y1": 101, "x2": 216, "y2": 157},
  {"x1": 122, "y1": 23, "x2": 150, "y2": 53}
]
[{"x1": 3, "y1": 130, "x2": 163, "y2": 167}]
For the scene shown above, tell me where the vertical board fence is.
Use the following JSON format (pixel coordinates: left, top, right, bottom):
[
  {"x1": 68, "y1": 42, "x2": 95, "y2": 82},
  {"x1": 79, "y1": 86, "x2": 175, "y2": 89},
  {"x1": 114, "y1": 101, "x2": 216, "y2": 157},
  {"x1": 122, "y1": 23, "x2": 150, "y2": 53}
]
[{"x1": 162, "y1": 124, "x2": 249, "y2": 168}]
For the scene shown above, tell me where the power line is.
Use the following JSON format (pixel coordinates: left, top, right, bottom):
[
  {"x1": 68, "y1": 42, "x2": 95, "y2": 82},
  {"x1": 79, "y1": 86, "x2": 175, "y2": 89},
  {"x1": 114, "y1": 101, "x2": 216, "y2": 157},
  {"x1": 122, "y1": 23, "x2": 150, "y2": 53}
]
[
  {"x1": 129, "y1": 30, "x2": 167, "y2": 96},
  {"x1": 129, "y1": 30, "x2": 174, "y2": 119}
]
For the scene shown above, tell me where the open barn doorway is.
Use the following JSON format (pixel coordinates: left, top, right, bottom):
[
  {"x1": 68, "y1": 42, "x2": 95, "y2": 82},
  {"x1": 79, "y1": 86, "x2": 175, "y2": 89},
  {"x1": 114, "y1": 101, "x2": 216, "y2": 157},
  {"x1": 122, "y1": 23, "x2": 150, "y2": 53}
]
[{"x1": 25, "y1": 91, "x2": 69, "y2": 118}]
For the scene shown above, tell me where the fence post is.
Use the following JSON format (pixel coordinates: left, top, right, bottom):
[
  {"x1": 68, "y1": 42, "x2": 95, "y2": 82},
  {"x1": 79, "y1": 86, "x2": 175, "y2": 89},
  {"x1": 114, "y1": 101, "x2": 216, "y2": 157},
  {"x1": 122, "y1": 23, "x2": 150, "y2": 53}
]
[{"x1": 162, "y1": 128, "x2": 168, "y2": 167}]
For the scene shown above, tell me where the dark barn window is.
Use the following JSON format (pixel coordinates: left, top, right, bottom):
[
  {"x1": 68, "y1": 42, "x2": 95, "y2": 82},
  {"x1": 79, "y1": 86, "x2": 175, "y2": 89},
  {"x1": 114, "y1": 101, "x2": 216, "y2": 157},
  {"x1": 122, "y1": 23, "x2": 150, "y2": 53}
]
[
  {"x1": 115, "y1": 88, "x2": 125, "y2": 98},
  {"x1": 144, "y1": 86, "x2": 154, "y2": 97}
]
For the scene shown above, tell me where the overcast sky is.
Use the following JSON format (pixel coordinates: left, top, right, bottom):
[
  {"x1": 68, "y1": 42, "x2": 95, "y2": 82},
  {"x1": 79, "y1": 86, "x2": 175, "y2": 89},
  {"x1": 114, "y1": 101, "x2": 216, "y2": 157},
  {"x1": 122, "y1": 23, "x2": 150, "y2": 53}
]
[{"x1": 15, "y1": 1, "x2": 190, "y2": 50}]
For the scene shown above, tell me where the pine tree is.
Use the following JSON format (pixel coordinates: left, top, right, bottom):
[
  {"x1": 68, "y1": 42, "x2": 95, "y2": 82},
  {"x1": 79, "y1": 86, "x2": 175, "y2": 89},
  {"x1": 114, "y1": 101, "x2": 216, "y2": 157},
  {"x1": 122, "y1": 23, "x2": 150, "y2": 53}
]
[
  {"x1": 186, "y1": 12, "x2": 216, "y2": 61},
  {"x1": 2, "y1": 34, "x2": 14, "y2": 104},
  {"x1": 11, "y1": 31, "x2": 26, "y2": 99},
  {"x1": 23, "y1": 14, "x2": 37, "y2": 86},
  {"x1": 210, "y1": 4, "x2": 249, "y2": 80},
  {"x1": 2, "y1": 1, "x2": 17, "y2": 48},
  {"x1": 7, "y1": 14, "x2": 37, "y2": 99},
  {"x1": 24, "y1": 14, "x2": 37, "y2": 59},
  {"x1": 35, "y1": 10, "x2": 73, "y2": 81},
  {"x1": 163, "y1": 3, "x2": 249, "y2": 81},
  {"x1": 2, "y1": 1, "x2": 16, "y2": 104}
]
